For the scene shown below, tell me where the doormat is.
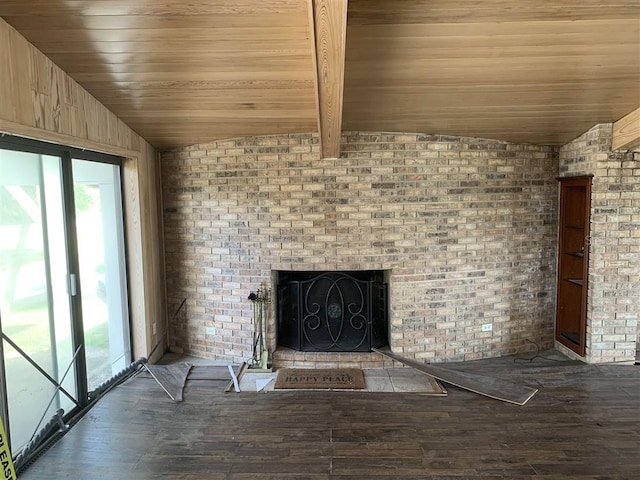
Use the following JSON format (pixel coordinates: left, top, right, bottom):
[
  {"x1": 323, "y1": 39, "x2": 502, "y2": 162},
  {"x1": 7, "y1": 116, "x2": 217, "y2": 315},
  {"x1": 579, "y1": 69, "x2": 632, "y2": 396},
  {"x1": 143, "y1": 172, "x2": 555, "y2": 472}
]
[{"x1": 275, "y1": 368, "x2": 366, "y2": 390}]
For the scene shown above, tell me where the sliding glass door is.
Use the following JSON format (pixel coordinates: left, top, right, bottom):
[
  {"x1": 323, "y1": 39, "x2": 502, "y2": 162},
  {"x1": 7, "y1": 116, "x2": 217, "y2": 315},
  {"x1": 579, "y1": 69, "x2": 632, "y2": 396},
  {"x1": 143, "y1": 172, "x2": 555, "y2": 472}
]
[
  {"x1": 72, "y1": 159, "x2": 130, "y2": 390},
  {"x1": 0, "y1": 149, "x2": 78, "y2": 452},
  {"x1": 0, "y1": 138, "x2": 130, "y2": 453}
]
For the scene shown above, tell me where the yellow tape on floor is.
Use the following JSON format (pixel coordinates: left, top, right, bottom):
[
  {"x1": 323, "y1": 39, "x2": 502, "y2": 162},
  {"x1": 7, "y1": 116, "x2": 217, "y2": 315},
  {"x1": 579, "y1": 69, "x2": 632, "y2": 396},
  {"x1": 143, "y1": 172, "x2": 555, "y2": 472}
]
[{"x1": 0, "y1": 419, "x2": 16, "y2": 480}]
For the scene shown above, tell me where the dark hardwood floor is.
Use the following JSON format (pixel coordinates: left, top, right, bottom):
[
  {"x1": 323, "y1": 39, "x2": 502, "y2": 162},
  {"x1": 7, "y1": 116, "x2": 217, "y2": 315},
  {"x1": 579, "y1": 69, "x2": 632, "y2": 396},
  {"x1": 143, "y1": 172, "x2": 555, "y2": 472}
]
[{"x1": 19, "y1": 353, "x2": 640, "y2": 479}]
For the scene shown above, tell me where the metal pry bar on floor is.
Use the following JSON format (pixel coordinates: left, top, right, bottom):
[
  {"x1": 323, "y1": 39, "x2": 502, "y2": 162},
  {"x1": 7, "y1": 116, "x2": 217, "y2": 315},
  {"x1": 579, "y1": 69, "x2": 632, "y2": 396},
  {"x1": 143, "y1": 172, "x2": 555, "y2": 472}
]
[
  {"x1": 227, "y1": 365, "x2": 240, "y2": 392},
  {"x1": 225, "y1": 362, "x2": 247, "y2": 393}
]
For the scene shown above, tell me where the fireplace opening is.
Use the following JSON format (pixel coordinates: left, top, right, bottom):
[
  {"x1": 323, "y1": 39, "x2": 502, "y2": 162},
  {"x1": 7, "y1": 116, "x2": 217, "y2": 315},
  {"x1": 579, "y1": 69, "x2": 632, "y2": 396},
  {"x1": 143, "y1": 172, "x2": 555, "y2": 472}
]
[{"x1": 276, "y1": 270, "x2": 388, "y2": 352}]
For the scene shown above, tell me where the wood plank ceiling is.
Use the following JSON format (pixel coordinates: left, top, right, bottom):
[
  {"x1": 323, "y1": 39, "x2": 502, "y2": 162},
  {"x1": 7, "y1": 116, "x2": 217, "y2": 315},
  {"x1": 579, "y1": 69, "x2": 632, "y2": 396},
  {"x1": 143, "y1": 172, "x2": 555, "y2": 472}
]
[{"x1": 1, "y1": 0, "x2": 639, "y2": 153}]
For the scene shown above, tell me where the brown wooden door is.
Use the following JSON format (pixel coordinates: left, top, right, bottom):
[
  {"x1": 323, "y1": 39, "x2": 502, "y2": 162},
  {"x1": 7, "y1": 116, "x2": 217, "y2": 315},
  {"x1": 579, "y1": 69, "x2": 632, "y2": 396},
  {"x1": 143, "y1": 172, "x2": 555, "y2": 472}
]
[{"x1": 556, "y1": 176, "x2": 592, "y2": 356}]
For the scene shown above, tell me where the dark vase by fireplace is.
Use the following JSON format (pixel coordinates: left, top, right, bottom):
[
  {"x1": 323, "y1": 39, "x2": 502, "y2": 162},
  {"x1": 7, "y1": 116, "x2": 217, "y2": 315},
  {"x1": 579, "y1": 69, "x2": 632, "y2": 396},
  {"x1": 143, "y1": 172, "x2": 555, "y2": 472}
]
[{"x1": 277, "y1": 270, "x2": 388, "y2": 352}]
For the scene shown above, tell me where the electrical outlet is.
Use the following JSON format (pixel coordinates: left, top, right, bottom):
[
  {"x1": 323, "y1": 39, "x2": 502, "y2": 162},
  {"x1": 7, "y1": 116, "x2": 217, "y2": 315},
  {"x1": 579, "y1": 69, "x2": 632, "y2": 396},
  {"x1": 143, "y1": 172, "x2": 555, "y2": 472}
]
[
  {"x1": 481, "y1": 323, "x2": 493, "y2": 332},
  {"x1": 205, "y1": 326, "x2": 216, "y2": 335},
  {"x1": 152, "y1": 322, "x2": 157, "y2": 336}
]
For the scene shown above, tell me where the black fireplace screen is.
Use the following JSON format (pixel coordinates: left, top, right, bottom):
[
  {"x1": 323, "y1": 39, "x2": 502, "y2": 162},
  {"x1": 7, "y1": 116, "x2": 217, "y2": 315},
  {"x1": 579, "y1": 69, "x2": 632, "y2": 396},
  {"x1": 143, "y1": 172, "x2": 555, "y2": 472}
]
[{"x1": 277, "y1": 271, "x2": 388, "y2": 352}]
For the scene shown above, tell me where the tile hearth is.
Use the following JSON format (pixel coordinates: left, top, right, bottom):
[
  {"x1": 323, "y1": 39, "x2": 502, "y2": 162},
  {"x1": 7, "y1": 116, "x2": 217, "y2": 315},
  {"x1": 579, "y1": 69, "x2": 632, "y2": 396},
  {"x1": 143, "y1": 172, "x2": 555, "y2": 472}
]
[{"x1": 239, "y1": 368, "x2": 446, "y2": 394}]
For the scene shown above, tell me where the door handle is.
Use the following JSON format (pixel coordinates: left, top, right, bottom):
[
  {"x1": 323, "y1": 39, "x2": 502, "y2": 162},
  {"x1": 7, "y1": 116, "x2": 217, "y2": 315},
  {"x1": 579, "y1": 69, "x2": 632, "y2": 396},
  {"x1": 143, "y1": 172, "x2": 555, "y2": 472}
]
[{"x1": 69, "y1": 273, "x2": 78, "y2": 296}]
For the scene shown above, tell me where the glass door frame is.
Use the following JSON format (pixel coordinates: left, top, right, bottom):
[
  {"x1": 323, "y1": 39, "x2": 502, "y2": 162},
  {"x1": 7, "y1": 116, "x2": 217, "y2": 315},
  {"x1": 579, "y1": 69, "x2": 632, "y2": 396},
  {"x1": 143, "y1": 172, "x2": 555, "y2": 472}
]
[{"x1": 0, "y1": 134, "x2": 130, "y2": 450}]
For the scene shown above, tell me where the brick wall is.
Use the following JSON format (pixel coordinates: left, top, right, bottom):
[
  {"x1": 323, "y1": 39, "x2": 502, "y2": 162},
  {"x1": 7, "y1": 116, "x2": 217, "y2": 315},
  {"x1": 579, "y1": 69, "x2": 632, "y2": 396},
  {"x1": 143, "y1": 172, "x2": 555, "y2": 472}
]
[
  {"x1": 559, "y1": 124, "x2": 640, "y2": 363},
  {"x1": 161, "y1": 132, "x2": 559, "y2": 365}
]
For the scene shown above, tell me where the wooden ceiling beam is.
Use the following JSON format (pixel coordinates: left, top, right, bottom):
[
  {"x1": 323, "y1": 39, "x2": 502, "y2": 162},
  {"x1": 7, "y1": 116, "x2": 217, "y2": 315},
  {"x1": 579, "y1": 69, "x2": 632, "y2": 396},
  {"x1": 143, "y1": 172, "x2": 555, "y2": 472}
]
[
  {"x1": 309, "y1": 0, "x2": 347, "y2": 159},
  {"x1": 612, "y1": 107, "x2": 640, "y2": 151}
]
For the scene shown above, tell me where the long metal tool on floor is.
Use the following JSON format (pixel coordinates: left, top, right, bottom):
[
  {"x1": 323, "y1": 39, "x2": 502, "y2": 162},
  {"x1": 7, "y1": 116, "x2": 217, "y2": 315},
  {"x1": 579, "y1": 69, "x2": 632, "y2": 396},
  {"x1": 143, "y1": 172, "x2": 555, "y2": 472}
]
[
  {"x1": 374, "y1": 347, "x2": 538, "y2": 405},
  {"x1": 225, "y1": 362, "x2": 247, "y2": 393}
]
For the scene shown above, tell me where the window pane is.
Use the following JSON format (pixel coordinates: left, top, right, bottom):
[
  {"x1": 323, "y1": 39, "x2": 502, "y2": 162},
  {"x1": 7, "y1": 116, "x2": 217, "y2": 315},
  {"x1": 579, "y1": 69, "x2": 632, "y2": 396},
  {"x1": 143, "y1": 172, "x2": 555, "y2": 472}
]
[
  {"x1": 72, "y1": 159, "x2": 130, "y2": 390},
  {"x1": 0, "y1": 149, "x2": 77, "y2": 452}
]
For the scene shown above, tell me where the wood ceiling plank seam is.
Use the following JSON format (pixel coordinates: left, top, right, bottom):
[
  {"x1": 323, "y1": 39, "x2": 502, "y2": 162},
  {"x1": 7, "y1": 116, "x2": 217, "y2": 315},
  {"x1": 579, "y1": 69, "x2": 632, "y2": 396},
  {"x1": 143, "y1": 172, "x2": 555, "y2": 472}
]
[
  {"x1": 345, "y1": 19, "x2": 640, "y2": 34},
  {"x1": 346, "y1": 0, "x2": 640, "y2": 24},
  {"x1": 13, "y1": 26, "x2": 312, "y2": 42},
  {"x1": 0, "y1": 14, "x2": 309, "y2": 30},
  {"x1": 0, "y1": 0, "x2": 309, "y2": 17}
]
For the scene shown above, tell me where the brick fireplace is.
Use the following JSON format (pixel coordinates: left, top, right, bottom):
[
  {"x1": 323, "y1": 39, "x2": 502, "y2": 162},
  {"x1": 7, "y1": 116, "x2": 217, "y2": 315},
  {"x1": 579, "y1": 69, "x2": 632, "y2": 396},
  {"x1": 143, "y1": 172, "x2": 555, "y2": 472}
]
[
  {"x1": 161, "y1": 131, "x2": 560, "y2": 367},
  {"x1": 276, "y1": 270, "x2": 388, "y2": 352}
]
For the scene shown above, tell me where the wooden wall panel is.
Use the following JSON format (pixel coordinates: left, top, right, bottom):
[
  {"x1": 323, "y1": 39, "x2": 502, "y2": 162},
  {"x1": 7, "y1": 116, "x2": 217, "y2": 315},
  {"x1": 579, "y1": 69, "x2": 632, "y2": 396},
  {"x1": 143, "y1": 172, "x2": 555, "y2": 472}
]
[
  {"x1": 0, "y1": 18, "x2": 166, "y2": 361},
  {"x1": 140, "y1": 141, "x2": 167, "y2": 363},
  {"x1": 0, "y1": 26, "x2": 11, "y2": 118}
]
